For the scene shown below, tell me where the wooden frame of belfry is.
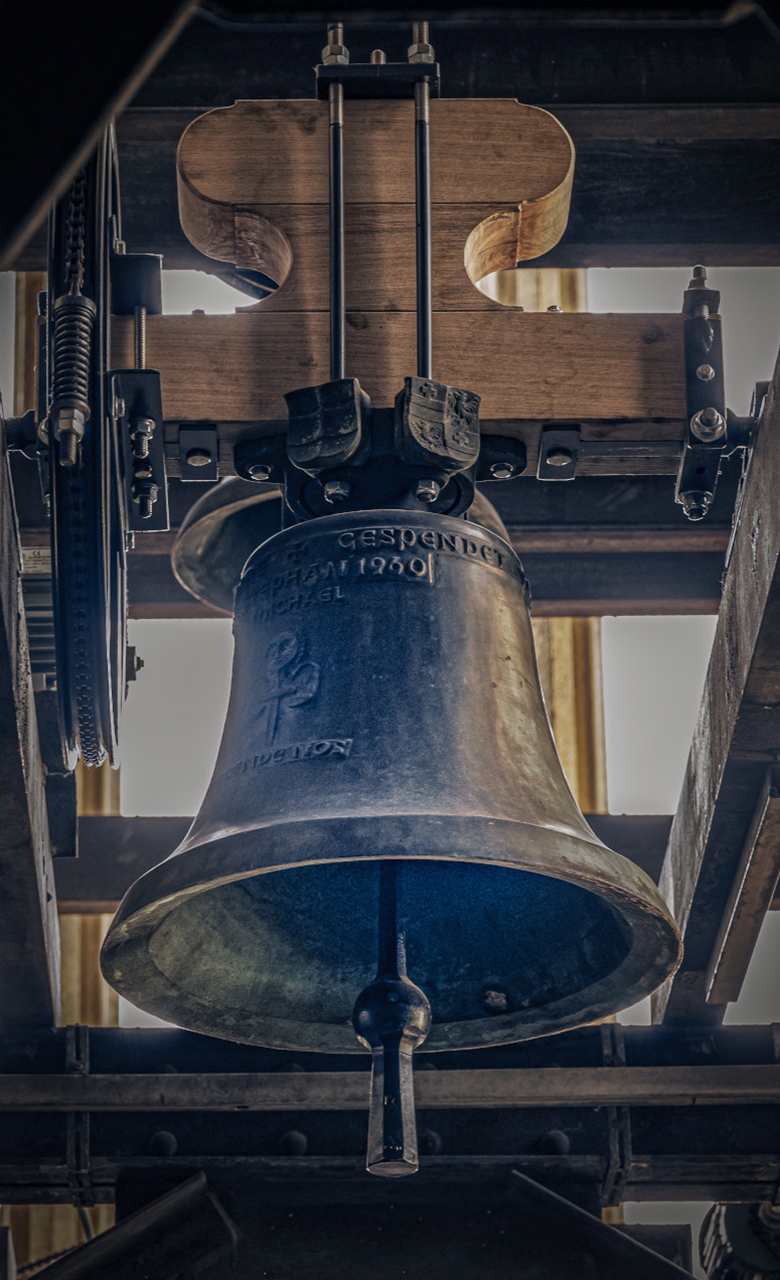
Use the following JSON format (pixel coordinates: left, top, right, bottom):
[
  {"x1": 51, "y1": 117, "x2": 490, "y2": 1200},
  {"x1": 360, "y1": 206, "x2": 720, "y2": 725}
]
[{"x1": 2, "y1": 3, "x2": 780, "y2": 1276}]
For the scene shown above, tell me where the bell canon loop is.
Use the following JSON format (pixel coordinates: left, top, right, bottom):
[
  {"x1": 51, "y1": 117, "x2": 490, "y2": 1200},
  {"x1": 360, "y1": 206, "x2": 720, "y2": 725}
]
[{"x1": 101, "y1": 508, "x2": 682, "y2": 1053}]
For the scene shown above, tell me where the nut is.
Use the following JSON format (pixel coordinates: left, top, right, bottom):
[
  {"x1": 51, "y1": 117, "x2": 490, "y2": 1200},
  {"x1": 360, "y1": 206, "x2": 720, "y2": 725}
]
[
  {"x1": 489, "y1": 460, "x2": 518, "y2": 480},
  {"x1": 407, "y1": 41, "x2": 435, "y2": 63},
  {"x1": 690, "y1": 406, "x2": 726, "y2": 443},
  {"x1": 696, "y1": 364, "x2": 716, "y2": 382},
  {"x1": 679, "y1": 489, "x2": 712, "y2": 522},
  {"x1": 247, "y1": 462, "x2": 272, "y2": 482},
  {"x1": 322, "y1": 42, "x2": 349, "y2": 65},
  {"x1": 414, "y1": 478, "x2": 441, "y2": 503},
  {"x1": 323, "y1": 478, "x2": 351, "y2": 504}
]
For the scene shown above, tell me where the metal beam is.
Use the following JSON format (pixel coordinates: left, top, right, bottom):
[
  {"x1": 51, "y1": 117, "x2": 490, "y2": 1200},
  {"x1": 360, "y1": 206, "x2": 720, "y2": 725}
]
[
  {"x1": 653, "y1": 351, "x2": 780, "y2": 1023},
  {"x1": 57, "y1": 813, "x2": 675, "y2": 911},
  {"x1": 1, "y1": 1065, "x2": 778, "y2": 1111},
  {"x1": 0, "y1": 430, "x2": 60, "y2": 1027}
]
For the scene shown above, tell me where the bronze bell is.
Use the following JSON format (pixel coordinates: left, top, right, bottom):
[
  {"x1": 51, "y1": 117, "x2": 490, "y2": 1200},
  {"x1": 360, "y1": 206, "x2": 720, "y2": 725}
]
[{"x1": 102, "y1": 507, "x2": 681, "y2": 1060}]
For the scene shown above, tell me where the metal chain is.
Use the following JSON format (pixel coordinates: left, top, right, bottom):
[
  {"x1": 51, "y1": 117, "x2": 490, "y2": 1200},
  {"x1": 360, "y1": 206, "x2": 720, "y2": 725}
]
[{"x1": 63, "y1": 169, "x2": 88, "y2": 296}]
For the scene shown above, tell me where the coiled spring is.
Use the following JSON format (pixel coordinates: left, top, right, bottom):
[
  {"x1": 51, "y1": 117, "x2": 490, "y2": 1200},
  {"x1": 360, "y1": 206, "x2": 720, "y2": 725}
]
[{"x1": 51, "y1": 293, "x2": 95, "y2": 466}]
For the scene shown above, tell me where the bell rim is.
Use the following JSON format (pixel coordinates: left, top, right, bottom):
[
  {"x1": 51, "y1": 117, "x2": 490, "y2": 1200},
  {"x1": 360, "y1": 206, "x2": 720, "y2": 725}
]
[{"x1": 101, "y1": 813, "x2": 682, "y2": 1054}]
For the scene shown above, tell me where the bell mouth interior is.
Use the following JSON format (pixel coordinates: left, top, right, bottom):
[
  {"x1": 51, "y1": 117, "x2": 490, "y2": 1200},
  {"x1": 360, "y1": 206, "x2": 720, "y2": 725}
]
[{"x1": 141, "y1": 859, "x2": 635, "y2": 1051}]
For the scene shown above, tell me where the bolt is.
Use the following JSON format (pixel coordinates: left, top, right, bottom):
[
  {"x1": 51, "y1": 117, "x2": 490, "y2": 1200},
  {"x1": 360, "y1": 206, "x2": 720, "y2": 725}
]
[
  {"x1": 489, "y1": 459, "x2": 518, "y2": 480},
  {"x1": 148, "y1": 1130, "x2": 178, "y2": 1157},
  {"x1": 481, "y1": 985, "x2": 510, "y2": 1015},
  {"x1": 370, "y1": 49, "x2": 387, "y2": 64},
  {"x1": 690, "y1": 264, "x2": 708, "y2": 285},
  {"x1": 278, "y1": 1130, "x2": 308, "y2": 1156},
  {"x1": 679, "y1": 489, "x2": 712, "y2": 522},
  {"x1": 131, "y1": 417, "x2": 155, "y2": 459},
  {"x1": 547, "y1": 304, "x2": 563, "y2": 312},
  {"x1": 696, "y1": 364, "x2": 716, "y2": 382},
  {"x1": 533, "y1": 1129, "x2": 571, "y2": 1155},
  {"x1": 546, "y1": 447, "x2": 573, "y2": 467},
  {"x1": 57, "y1": 429, "x2": 80, "y2": 468},
  {"x1": 322, "y1": 23, "x2": 349, "y2": 65},
  {"x1": 414, "y1": 478, "x2": 441, "y2": 503},
  {"x1": 186, "y1": 447, "x2": 212, "y2": 468},
  {"x1": 112, "y1": 396, "x2": 126, "y2": 420},
  {"x1": 247, "y1": 461, "x2": 273, "y2": 482},
  {"x1": 690, "y1": 406, "x2": 726, "y2": 443},
  {"x1": 409, "y1": 20, "x2": 435, "y2": 63},
  {"x1": 133, "y1": 480, "x2": 158, "y2": 520},
  {"x1": 323, "y1": 478, "x2": 351, "y2": 504}
]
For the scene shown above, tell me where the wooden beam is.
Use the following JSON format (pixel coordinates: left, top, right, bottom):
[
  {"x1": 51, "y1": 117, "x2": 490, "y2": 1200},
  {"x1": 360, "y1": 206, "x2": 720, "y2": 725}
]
[
  {"x1": 705, "y1": 768, "x2": 780, "y2": 1005},
  {"x1": 111, "y1": 311, "x2": 687, "y2": 427},
  {"x1": 653, "y1": 348, "x2": 780, "y2": 1024},
  {"x1": 0, "y1": 432, "x2": 60, "y2": 1027},
  {"x1": 18, "y1": 102, "x2": 780, "y2": 273},
  {"x1": 59, "y1": 814, "x2": 675, "y2": 913}
]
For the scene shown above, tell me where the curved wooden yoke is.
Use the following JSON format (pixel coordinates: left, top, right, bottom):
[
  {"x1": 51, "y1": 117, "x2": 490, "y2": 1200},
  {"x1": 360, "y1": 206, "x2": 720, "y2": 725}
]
[{"x1": 177, "y1": 99, "x2": 574, "y2": 311}]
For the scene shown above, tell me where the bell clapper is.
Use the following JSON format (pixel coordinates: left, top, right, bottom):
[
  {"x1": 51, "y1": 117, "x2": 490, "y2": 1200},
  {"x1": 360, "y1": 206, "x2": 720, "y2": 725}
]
[{"x1": 352, "y1": 861, "x2": 432, "y2": 1177}]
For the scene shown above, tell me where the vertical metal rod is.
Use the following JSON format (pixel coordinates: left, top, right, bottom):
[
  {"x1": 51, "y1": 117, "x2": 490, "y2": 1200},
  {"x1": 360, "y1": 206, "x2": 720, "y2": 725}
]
[
  {"x1": 328, "y1": 23, "x2": 346, "y2": 383},
  {"x1": 412, "y1": 22, "x2": 433, "y2": 380},
  {"x1": 378, "y1": 860, "x2": 405, "y2": 978},
  {"x1": 352, "y1": 861, "x2": 431, "y2": 1177},
  {"x1": 134, "y1": 304, "x2": 147, "y2": 371}
]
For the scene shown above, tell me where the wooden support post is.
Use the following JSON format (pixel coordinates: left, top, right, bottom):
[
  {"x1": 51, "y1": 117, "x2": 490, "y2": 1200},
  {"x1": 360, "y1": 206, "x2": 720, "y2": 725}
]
[{"x1": 653, "y1": 349, "x2": 780, "y2": 1023}]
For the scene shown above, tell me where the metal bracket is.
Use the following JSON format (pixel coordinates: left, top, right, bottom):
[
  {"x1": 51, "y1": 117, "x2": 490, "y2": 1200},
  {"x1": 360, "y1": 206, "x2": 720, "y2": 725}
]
[
  {"x1": 315, "y1": 62, "x2": 441, "y2": 100},
  {"x1": 675, "y1": 267, "x2": 731, "y2": 522},
  {"x1": 113, "y1": 370, "x2": 170, "y2": 531},
  {"x1": 179, "y1": 426, "x2": 219, "y2": 482},
  {"x1": 537, "y1": 425, "x2": 580, "y2": 480},
  {"x1": 65, "y1": 1025, "x2": 94, "y2": 1208}
]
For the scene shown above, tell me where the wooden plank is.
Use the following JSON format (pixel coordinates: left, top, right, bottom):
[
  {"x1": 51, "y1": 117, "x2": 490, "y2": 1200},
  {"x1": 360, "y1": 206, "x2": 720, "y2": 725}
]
[
  {"x1": 111, "y1": 311, "x2": 687, "y2": 426},
  {"x1": 0, "y1": 433, "x2": 60, "y2": 1028},
  {"x1": 177, "y1": 99, "x2": 574, "y2": 287},
  {"x1": 652, "y1": 348, "x2": 780, "y2": 1024},
  {"x1": 1, "y1": 1065, "x2": 779, "y2": 1112},
  {"x1": 705, "y1": 768, "x2": 780, "y2": 1004}
]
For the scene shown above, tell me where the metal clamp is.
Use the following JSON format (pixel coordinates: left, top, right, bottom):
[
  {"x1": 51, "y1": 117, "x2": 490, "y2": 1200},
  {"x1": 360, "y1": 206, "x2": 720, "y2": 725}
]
[
  {"x1": 113, "y1": 370, "x2": 170, "y2": 530},
  {"x1": 675, "y1": 266, "x2": 730, "y2": 522}
]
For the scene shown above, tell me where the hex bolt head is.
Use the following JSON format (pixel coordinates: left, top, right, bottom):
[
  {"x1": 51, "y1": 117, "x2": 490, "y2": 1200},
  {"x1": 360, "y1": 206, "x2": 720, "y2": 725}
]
[
  {"x1": 481, "y1": 985, "x2": 510, "y2": 1014},
  {"x1": 546, "y1": 447, "x2": 573, "y2": 467},
  {"x1": 679, "y1": 489, "x2": 712, "y2": 522},
  {"x1": 546, "y1": 304, "x2": 563, "y2": 312},
  {"x1": 690, "y1": 406, "x2": 726, "y2": 443},
  {"x1": 414, "y1": 478, "x2": 441, "y2": 503},
  {"x1": 186, "y1": 447, "x2": 212, "y2": 468},
  {"x1": 323, "y1": 478, "x2": 351, "y2": 504},
  {"x1": 696, "y1": 364, "x2": 716, "y2": 382},
  {"x1": 247, "y1": 461, "x2": 273, "y2": 482},
  {"x1": 489, "y1": 460, "x2": 518, "y2": 480}
]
